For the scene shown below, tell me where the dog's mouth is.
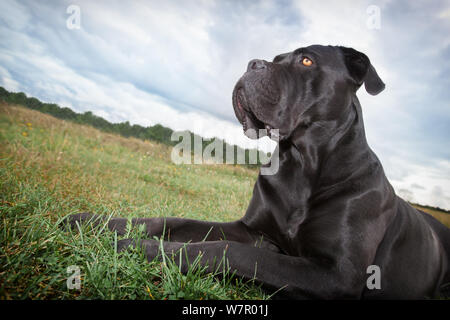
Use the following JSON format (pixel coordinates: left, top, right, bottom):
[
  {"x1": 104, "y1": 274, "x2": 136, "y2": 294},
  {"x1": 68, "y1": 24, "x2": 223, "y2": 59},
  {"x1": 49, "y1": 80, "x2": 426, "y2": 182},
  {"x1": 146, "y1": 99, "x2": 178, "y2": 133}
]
[
  {"x1": 236, "y1": 89, "x2": 264, "y2": 130},
  {"x1": 233, "y1": 88, "x2": 278, "y2": 140}
]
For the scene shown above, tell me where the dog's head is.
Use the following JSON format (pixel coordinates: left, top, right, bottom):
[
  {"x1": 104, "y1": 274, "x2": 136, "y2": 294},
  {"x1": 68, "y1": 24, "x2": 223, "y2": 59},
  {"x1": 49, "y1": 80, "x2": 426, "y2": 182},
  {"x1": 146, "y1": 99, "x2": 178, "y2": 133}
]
[{"x1": 232, "y1": 45, "x2": 385, "y2": 140}]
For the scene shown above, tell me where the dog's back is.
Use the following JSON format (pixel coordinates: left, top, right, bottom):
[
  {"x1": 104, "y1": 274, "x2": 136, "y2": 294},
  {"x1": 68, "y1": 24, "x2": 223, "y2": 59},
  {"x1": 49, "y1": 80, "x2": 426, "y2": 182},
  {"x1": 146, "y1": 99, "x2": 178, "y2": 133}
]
[
  {"x1": 417, "y1": 208, "x2": 450, "y2": 297},
  {"x1": 364, "y1": 198, "x2": 450, "y2": 299}
]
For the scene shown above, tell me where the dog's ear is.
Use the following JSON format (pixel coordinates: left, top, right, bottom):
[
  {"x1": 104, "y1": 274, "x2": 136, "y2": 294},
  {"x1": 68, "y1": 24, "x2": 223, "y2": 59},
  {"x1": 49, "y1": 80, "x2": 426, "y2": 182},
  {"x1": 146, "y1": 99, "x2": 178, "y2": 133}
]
[{"x1": 339, "y1": 47, "x2": 385, "y2": 95}]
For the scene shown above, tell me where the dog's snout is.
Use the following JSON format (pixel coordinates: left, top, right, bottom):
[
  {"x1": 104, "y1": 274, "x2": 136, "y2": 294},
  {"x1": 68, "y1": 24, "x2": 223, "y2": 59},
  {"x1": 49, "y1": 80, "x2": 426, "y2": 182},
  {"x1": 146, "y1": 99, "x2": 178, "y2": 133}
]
[{"x1": 247, "y1": 59, "x2": 267, "y2": 72}]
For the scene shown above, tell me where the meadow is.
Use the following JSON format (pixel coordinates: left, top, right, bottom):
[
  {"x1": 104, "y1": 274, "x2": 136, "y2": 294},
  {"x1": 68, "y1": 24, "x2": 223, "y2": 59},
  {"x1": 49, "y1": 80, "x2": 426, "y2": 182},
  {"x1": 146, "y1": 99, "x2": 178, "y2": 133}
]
[
  {"x1": 0, "y1": 103, "x2": 266, "y2": 299},
  {"x1": 0, "y1": 103, "x2": 448, "y2": 299}
]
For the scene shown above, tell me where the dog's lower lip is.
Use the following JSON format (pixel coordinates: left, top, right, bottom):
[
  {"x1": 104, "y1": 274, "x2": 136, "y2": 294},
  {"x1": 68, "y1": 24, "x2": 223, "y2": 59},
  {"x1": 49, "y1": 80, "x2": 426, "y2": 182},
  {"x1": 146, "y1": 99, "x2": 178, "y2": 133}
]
[
  {"x1": 235, "y1": 88, "x2": 247, "y2": 122},
  {"x1": 235, "y1": 88, "x2": 267, "y2": 132}
]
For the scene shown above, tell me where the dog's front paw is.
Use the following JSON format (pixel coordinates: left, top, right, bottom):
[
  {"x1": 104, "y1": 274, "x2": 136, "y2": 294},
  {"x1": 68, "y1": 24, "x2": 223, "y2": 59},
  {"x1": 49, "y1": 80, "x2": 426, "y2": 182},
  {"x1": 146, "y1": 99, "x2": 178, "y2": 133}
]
[
  {"x1": 116, "y1": 238, "x2": 136, "y2": 252},
  {"x1": 142, "y1": 240, "x2": 162, "y2": 262},
  {"x1": 116, "y1": 239, "x2": 161, "y2": 262},
  {"x1": 60, "y1": 212, "x2": 104, "y2": 230}
]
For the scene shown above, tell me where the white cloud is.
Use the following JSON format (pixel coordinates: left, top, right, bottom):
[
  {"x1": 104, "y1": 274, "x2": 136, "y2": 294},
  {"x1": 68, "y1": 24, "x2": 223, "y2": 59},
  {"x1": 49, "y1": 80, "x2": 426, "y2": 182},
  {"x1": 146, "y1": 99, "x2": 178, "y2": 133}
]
[
  {"x1": 0, "y1": 0, "x2": 31, "y2": 30},
  {"x1": 0, "y1": 66, "x2": 20, "y2": 91},
  {"x1": 389, "y1": 159, "x2": 450, "y2": 209}
]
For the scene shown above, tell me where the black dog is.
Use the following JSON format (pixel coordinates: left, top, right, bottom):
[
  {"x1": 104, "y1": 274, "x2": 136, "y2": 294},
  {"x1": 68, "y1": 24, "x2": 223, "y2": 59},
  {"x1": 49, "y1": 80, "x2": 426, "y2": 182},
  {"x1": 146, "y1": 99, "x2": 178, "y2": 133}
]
[{"x1": 65, "y1": 45, "x2": 450, "y2": 299}]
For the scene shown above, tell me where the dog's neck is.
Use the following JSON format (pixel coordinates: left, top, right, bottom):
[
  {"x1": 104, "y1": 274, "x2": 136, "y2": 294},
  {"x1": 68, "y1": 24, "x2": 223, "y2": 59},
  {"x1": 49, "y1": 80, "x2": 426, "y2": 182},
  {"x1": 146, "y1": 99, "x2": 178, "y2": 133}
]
[
  {"x1": 242, "y1": 94, "x2": 395, "y2": 252},
  {"x1": 286, "y1": 95, "x2": 364, "y2": 186},
  {"x1": 288, "y1": 94, "x2": 369, "y2": 191}
]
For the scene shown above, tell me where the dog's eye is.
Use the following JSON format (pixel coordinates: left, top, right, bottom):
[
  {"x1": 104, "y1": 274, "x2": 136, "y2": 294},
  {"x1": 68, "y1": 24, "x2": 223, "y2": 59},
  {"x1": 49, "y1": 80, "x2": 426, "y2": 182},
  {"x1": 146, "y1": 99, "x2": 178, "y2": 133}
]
[{"x1": 301, "y1": 57, "x2": 313, "y2": 66}]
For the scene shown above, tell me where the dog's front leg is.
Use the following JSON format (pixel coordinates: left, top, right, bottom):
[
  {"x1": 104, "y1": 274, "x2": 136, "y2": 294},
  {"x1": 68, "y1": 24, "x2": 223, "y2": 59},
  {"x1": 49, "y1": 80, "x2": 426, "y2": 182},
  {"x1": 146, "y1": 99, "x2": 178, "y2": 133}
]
[
  {"x1": 130, "y1": 217, "x2": 264, "y2": 244},
  {"x1": 117, "y1": 239, "x2": 364, "y2": 299},
  {"x1": 61, "y1": 212, "x2": 128, "y2": 235},
  {"x1": 61, "y1": 213, "x2": 267, "y2": 246}
]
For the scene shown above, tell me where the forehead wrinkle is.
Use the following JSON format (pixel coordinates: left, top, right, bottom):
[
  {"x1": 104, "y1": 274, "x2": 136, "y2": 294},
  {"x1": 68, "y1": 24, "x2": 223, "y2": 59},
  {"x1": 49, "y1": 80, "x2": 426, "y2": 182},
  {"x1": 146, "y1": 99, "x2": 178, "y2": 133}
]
[
  {"x1": 292, "y1": 48, "x2": 304, "y2": 55},
  {"x1": 293, "y1": 47, "x2": 321, "y2": 59}
]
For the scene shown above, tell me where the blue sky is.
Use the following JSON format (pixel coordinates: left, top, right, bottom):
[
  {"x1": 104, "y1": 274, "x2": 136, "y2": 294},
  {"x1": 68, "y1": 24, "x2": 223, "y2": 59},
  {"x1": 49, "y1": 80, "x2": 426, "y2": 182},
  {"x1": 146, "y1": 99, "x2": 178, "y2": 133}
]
[{"x1": 0, "y1": 0, "x2": 449, "y2": 209}]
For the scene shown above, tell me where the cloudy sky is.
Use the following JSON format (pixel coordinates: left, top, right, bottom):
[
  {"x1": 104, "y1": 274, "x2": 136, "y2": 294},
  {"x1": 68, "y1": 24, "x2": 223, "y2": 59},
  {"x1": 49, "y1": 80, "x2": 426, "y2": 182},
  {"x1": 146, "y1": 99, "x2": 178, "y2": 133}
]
[{"x1": 0, "y1": 0, "x2": 449, "y2": 209}]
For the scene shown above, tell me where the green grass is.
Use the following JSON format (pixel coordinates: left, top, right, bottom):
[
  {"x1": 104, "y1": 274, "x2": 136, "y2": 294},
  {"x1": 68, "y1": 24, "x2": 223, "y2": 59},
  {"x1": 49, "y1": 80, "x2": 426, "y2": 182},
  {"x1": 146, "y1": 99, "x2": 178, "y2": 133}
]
[
  {"x1": 411, "y1": 205, "x2": 450, "y2": 228},
  {"x1": 0, "y1": 103, "x2": 266, "y2": 299}
]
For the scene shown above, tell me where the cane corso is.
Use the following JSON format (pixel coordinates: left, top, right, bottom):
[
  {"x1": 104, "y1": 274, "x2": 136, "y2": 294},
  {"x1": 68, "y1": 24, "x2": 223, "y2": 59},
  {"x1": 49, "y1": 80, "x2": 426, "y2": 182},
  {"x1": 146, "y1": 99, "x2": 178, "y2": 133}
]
[{"x1": 64, "y1": 45, "x2": 450, "y2": 299}]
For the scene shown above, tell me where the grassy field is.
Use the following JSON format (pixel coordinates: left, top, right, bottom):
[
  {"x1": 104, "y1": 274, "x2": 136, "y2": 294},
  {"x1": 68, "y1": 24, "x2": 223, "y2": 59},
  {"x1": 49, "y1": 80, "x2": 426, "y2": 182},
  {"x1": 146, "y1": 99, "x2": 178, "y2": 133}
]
[
  {"x1": 0, "y1": 103, "x2": 448, "y2": 300},
  {"x1": 411, "y1": 206, "x2": 450, "y2": 229},
  {"x1": 0, "y1": 103, "x2": 266, "y2": 299}
]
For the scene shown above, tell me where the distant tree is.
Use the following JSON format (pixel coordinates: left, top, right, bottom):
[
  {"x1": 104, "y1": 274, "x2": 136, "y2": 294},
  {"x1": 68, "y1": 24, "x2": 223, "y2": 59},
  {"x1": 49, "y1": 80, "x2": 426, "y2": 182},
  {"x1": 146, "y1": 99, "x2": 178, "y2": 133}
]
[
  {"x1": 26, "y1": 97, "x2": 42, "y2": 110},
  {"x1": 0, "y1": 87, "x2": 10, "y2": 102},
  {"x1": 10, "y1": 92, "x2": 28, "y2": 105}
]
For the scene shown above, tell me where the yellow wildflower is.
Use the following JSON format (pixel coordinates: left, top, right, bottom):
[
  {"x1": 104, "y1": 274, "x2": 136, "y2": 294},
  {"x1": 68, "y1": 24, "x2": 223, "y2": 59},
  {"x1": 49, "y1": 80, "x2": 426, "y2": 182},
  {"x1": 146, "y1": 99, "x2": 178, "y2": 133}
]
[{"x1": 146, "y1": 286, "x2": 154, "y2": 299}]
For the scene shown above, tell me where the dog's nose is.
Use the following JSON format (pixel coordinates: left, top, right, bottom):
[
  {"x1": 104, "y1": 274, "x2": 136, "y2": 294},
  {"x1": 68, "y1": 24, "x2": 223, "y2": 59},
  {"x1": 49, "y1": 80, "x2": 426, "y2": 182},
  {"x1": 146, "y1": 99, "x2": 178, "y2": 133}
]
[{"x1": 247, "y1": 59, "x2": 267, "y2": 72}]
